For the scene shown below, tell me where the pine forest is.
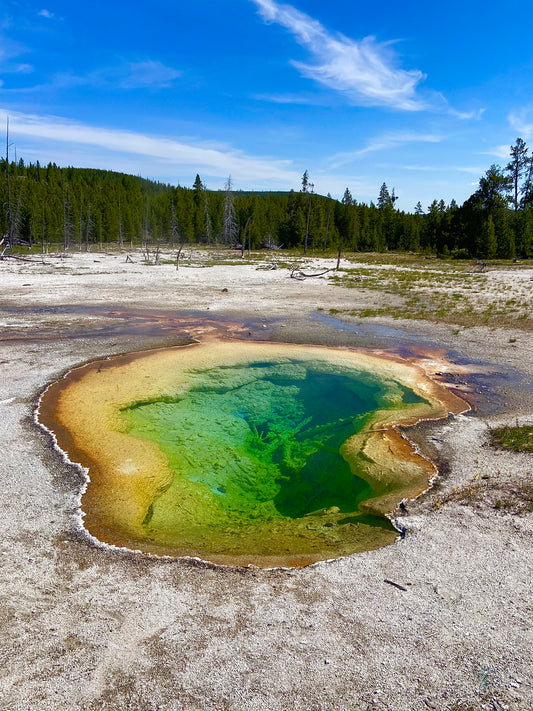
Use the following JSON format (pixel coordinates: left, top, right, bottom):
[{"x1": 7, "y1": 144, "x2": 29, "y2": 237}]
[{"x1": 1, "y1": 137, "x2": 532, "y2": 259}]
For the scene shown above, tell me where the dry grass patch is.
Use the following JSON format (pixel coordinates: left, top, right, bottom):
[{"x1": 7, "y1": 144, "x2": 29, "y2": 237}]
[
  {"x1": 432, "y1": 470, "x2": 533, "y2": 514},
  {"x1": 328, "y1": 259, "x2": 532, "y2": 329}
]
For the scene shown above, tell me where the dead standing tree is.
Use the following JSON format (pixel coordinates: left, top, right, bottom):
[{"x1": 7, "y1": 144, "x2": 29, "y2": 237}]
[
  {"x1": 222, "y1": 176, "x2": 238, "y2": 247},
  {"x1": 4, "y1": 117, "x2": 13, "y2": 250},
  {"x1": 61, "y1": 182, "x2": 74, "y2": 252},
  {"x1": 170, "y1": 200, "x2": 178, "y2": 247},
  {"x1": 304, "y1": 181, "x2": 314, "y2": 256},
  {"x1": 241, "y1": 214, "x2": 253, "y2": 258}
]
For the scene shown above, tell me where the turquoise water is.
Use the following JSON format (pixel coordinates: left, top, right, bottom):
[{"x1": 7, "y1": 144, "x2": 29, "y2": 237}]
[{"x1": 122, "y1": 359, "x2": 425, "y2": 538}]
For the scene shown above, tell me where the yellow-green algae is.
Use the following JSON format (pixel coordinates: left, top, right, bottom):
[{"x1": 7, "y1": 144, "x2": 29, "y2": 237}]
[{"x1": 39, "y1": 340, "x2": 467, "y2": 567}]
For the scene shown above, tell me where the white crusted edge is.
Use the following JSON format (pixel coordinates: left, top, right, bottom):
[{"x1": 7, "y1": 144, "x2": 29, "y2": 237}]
[{"x1": 33, "y1": 361, "x2": 469, "y2": 572}]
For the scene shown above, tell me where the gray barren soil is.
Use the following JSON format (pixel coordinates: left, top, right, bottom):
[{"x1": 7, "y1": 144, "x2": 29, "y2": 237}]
[{"x1": 0, "y1": 249, "x2": 531, "y2": 711}]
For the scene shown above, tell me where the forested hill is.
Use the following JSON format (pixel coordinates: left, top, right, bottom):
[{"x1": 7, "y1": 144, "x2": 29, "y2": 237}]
[{"x1": 1, "y1": 144, "x2": 532, "y2": 258}]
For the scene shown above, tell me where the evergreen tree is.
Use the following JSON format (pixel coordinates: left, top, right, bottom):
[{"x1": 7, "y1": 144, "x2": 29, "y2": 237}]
[
  {"x1": 521, "y1": 210, "x2": 533, "y2": 257},
  {"x1": 496, "y1": 210, "x2": 515, "y2": 259},
  {"x1": 506, "y1": 138, "x2": 529, "y2": 211},
  {"x1": 342, "y1": 187, "x2": 352, "y2": 206},
  {"x1": 479, "y1": 216, "x2": 497, "y2": 259},
  {"x1": 476, "y1": 165, "x2": 512, "y2": 213},
  {"x1": 521, "y1": 155, "x2": 533, "y2": 210},
  {"x1": 377, "y1": 183, "x2": 392, "y2": 210}
]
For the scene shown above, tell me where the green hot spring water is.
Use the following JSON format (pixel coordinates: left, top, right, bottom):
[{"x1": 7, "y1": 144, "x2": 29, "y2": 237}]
[{"x1": 120, "y1": 358, "x2": 426, "y2": 564}]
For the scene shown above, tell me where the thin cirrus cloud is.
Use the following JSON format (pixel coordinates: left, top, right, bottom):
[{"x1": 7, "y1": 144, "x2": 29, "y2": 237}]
[
  {"x1": 508, "y1": 109, "x2": 533, "y2": 140},
  {"x1": 327, "y1": 132, "x2": 444, "y2": 169},
  {"x1": 482, "y1": 110, "x2": 533, "y2": 159},
  {"x1": 0, "y1": 37, "x2": 34, "y2": 79},
  {"x1": 38, "y1": 9, "x2": 54, "y2": 19},
  {"x1": 0, "y1": 55, "x2": 34, "y2": 81},
  {"x1": 51, "y1": 60, "x2": 181, "y2": 91},
  {"x1": 4, "y1": 59, "x2": 182, "y2": 93},
  {"x1": 480, "y1": 145, "x2": 514, "y2": 160},
  {"x1": 253, "y1": 91, "x2": 332, "y2": 106},
  {"x1": 448, "y1": 107, "x2": 485, "y2": 121},
  {"x1": 1, "y1": 109, "x2": 301, "y2": 186},
  {"x1": 113, "y1": 60, "x2": 182, "y2": 90},
  {"x1": 250, "y1": 0, "x2": 427, "y2": 111}
]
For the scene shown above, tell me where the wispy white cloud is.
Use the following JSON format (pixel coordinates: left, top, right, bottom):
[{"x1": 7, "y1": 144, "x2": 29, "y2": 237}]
[
  {"x1": 396, "y1": 165, "x2": 441, "y2": 172},
  {"x1": 448, "y1": 107, "x2": 485, "y2": 121},
  {"x1": 479, "y1": 113, "x2": 533, "y2": 160},
  {"x1": 508, "y1": 108, "x2": 533, "y2": 140},
  {"x1": 250, "y1": 0, "x2": 427, "y2": 111},
  {"x1": 480, "y1": 145, "x2": 511, "y2": 160},
  {"x1": 454, "y1": 165, "x2": 486, "y2": 174},
  {"x1": 1, "y1": 60, "x2": 34, "y2": 74},
  {"x1": 38, "y1": 9, "x2": 54, "y2": 19},
  {"x1": 0, "y1": 12, "x2": 48, "y2": 86},
  {"x1": 12, "y1": 63, "x2": 33, "y2": 73},
  {"x1": 0, "y1": 37, "x2": 33, "y2": 77},
  {"x1": 114, "y1": 60, "x2": 182, "y2": 89},
  {"x1": 4, "y1": 59, "x2": 182, "y2": 93},
  {"x1": 327, "y1": 132, "x2": 444, "y2": 169},
  {"x1": 380, "y1": 163, "x2": 485, "y2": 174},
  {"x1": 252, "y1": 91, "x2": 330, "y2": 105},
  {"x1": 0, "y1": 109, "x2": 301, "y2": 186}
]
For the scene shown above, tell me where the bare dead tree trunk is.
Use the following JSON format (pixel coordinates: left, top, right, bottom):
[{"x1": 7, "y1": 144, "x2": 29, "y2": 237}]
[
  {"x1": 170, "y1": 201, "x2": 178, "y2": 247},
  {"x1": 5, "y1": 117, "x2": 13, "y2": 250},
  {"x1": 304, "y1": 183, "x2": 314, "y2": 256},
  {"x1": 176, "y1": 242, "x2": 184, "y2": 271},
  {"x1": 241, "y1": 215, "x2": 252, "y2": 258},
  {"x1": 222, "y1": 176, "x2": 238, "y2": 246}
]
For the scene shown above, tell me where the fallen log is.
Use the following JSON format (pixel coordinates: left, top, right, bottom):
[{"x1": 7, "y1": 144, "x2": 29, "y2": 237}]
[
  {"x1": 290, "y1": 267, "x2": 333, "y2": 280},
  {"x1": 0, "y1": 254, "x2": 43, "y2": 264}
]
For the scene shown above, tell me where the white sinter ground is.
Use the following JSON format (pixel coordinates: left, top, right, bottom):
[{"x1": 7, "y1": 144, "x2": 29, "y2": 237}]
[{"x1": 0, "y1": 248, "x2": 532, "y2": 711}]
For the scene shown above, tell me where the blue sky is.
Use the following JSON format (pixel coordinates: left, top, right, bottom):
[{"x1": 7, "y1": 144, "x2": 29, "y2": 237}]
[{"x1": 1, "y1": 0, "x2": 533, "y2": 210}]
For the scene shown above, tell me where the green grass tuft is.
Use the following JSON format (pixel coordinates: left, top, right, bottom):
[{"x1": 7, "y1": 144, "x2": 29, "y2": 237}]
[{"x1": 490, "y1": 424, "x2": 533, "y2": 453}]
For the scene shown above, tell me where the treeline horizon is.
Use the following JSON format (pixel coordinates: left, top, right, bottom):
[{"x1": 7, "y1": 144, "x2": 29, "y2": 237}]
[{"x1": 1, "y1": 136, "x2": 532, "y2": 259}]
